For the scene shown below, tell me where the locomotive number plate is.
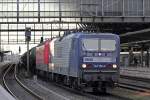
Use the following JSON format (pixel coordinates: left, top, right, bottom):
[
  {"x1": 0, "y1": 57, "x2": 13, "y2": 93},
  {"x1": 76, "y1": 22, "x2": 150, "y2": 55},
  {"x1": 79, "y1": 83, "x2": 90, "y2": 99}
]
[{"x1": 83, "y1": 57, "x2": 112, "y2": 62}]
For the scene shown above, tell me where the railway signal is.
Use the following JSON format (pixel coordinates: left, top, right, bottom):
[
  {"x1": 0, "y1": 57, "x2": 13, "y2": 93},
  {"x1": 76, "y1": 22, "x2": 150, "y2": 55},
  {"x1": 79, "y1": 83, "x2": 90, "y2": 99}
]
[
  {"x1": 19, "y1": 46, "x2": 21, "y2": 54},
  {"x1": 25, "y1": 27, "x2": 31, "y2": 77}
]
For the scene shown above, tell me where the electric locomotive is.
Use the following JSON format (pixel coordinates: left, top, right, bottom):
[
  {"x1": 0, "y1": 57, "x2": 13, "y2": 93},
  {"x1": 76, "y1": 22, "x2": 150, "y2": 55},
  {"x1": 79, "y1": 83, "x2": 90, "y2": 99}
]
[{"x1": 79, "y1": 33, "x2": 120, "y2": 92}]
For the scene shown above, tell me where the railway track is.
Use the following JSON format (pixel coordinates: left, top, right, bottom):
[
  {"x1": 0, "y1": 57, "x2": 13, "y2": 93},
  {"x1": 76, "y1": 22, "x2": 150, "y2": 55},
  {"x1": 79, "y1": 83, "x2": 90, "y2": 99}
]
[
  {"x1": 57, "y1": 83, "x2": 131, "y2": 100},
  {"x1": 6, "y1": 64, "x2": 124, "y2": 100},
  {"x1": 37, "y1": 75, "x2": 131, "y2": 100},
  {"x1": 120, "y1": 75, "x2": 150, "y2": 83},
  {"x1": 2, "y1": 63, "x2": 44, "y2": 100},
  {"x1": 119, "y1": 75, "x2": 150, "y2": 92},
  {"x1": 56, "y1": 75, "x2": 150, "y2": 100},
  {"x1": 2, "y1": 63, "x2": 140, "y2": 100},
  {"x1": 119, "y1": 82, "x2": 150, "y2": 92}
]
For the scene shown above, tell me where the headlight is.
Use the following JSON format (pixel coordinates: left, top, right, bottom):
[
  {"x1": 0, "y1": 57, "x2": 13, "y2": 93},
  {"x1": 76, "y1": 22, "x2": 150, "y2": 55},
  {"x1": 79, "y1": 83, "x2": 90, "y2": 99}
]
[
  {"x1": 113, "y1": 64, "x2": 117, "y2": 69},
  {"x1": 51, "y1": 63, "x2": 54, "y2": 67},
  {"x1": 82, "y1": 64, "x2": 87, "y2": 68}
]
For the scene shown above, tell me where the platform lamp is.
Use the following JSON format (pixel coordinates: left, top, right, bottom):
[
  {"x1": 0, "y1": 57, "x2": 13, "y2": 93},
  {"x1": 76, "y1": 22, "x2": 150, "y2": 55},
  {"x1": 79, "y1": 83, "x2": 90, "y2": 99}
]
[{"x1": 25, "y1": 27, "x2": 31, "y2": 77}]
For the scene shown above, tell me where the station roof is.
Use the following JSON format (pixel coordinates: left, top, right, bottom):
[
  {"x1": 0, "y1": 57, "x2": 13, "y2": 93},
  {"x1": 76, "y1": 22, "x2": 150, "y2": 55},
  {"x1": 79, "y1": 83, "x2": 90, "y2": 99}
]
[
  {"x1": 0, "y1": 51, "x2": 11, "y2": 55},
  {"x1": 0, "y1": 0, "x2": 150, "y2": 46},
  {"x1": 120, "y1": 28, "x2": 150, "y2": 43}
]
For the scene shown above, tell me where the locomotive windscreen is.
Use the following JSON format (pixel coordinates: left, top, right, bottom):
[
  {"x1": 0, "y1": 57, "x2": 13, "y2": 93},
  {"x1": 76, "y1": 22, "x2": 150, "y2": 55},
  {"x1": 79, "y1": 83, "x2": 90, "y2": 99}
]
[{"x1": 82, "y1": 39, "x2": 116, "y2": 51}]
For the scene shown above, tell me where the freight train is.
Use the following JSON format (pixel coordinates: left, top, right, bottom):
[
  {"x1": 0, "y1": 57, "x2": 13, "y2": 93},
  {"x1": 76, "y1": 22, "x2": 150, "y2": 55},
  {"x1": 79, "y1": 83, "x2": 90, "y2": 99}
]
[{"x1": 21, "y1": 32, "x2": 120, "y2": 92}]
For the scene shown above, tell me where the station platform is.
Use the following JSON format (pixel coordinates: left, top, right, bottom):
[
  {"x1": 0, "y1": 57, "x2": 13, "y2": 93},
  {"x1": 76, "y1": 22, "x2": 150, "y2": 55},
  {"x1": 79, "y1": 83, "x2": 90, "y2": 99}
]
[
  {"x1": 120, "y1": 67, "x2": 150, "y2": 79},
  {"x1": 0, "y1": 85, "x2": 16, "y2": 100}
]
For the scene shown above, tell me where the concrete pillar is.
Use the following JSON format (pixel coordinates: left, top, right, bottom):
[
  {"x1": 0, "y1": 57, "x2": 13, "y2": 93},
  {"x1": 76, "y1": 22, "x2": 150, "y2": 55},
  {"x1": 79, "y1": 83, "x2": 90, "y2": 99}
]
[
  {"x1": 146, "y1": 48, "x2": 149, "y2": 67},
  {"x1": 141, "y1": 48, "x2": 144, "y2": 67},
  {"x1": 129, "y1": 48, "x2": 134, "y2": 67}
]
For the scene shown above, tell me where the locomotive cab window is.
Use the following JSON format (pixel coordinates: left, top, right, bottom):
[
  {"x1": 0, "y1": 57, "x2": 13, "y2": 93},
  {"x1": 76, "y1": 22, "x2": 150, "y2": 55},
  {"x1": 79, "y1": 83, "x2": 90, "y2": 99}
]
[
  {"x1": 101, "y1": 40, "x2": 116, "y2": 51},
  {"x1": 82, "y1": 39, "x2": 99, "y2": 51},
  {"x1": 82, "y1": 39, "x2": 116, "y2": 51}
]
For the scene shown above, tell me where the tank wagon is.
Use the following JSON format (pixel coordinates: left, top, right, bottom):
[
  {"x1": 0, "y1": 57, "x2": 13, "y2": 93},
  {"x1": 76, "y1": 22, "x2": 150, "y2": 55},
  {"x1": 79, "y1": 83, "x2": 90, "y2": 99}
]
[
  {"x1": 22, "y1": 32, "x2": 120, "y2": 92},
  {"x1": 20, "y1": 47, "x2": 36, "y2": 73}
]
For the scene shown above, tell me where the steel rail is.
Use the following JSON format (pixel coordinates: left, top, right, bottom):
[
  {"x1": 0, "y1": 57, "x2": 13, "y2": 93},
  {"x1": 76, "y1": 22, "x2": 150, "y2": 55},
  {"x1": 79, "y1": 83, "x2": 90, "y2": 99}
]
[
  {"x1": 3, "y1": 63, "x2": 44, "y2": 100},
  {"x1": 37, "y1": 76, "x2": 131, "y2": 100},
  {"x1": 2, "y1": 64, "x2": 19, "y2": 100},
  {"x1": 119, "y1": 82, "x2": 150, "y2": 92},
  {"x1": 14, "y1": 64, "x2": 44, "y2": 100},
  {"x1": 119, "y1": 75, "x2": 150, "y2": 92}
]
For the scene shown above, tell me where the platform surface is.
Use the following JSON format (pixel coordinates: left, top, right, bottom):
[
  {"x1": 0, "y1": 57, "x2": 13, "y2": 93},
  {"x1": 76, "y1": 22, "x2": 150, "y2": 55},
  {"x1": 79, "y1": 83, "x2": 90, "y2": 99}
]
[
  {"x1": 120, "y1": 67, "x2": 150, "y2": 79},
  {"x1": 0, "y1": 85, "x2": 16, "y2": 100}
]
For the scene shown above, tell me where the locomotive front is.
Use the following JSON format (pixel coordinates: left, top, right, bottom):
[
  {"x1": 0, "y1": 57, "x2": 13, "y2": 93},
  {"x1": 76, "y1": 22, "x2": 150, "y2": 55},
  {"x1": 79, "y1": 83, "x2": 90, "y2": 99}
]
[{"x1": 79, "y1": 34, "x2": 120, "y2": 92}]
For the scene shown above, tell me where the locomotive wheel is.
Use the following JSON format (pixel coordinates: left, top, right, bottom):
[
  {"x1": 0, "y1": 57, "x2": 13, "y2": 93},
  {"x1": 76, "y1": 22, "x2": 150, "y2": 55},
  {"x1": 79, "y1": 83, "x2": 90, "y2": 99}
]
[
  {"x1": 101, "y1": 87, "x2": 106, "y2": 93},
  {"x1": 92, "y1": 87, "x2": 99, "y2": 93},
  {"x1": 63, "y1": 77, "x2": 67, "y2": 85},
  {"x1": 71, "y1": 79, "x2": 78, "y2": 89},
  {"x1": 101, "y1": 82, "x2": 107, "y2": 93},
  {"x1": 53, "y1": 74, "x2": 57, "y2": 82}
]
